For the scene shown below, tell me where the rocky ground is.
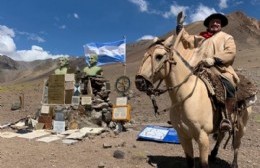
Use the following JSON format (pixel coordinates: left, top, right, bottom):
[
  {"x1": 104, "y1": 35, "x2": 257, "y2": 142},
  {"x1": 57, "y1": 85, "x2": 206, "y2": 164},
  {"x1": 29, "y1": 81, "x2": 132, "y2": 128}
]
[{"x1": 0, "y1": 64, "x2": 259, "y2": 168}]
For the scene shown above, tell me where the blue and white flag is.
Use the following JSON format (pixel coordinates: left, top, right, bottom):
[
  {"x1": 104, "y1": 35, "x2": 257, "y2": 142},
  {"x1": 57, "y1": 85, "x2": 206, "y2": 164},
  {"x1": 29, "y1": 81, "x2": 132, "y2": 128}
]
[{"x1": 83, "y1": 39, "x2": 126, "y2": 66}]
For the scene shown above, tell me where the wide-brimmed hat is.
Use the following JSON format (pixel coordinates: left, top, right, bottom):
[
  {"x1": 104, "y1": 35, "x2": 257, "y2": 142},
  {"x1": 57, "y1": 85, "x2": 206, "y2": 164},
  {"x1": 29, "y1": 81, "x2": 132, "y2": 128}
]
[{"x1": 204, "y1": 13, "x2": 228, "y2": 27}]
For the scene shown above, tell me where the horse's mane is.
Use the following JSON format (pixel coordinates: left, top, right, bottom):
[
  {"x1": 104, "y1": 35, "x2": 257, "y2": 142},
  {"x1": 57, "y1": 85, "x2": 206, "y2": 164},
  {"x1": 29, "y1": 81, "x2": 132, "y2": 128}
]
[
  {"x1": 173, "y1": 49, "x2": 194, "y2": 72},
  {"x1": 148, "y1": 40, "x2": 166, "y2": 49}
]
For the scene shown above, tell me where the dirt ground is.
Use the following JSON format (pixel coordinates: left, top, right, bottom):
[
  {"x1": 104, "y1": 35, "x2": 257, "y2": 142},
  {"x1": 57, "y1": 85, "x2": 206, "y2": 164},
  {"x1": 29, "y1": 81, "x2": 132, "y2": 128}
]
[{"x1": 0, "y1": 50, "x2": 259, "y2": 168}]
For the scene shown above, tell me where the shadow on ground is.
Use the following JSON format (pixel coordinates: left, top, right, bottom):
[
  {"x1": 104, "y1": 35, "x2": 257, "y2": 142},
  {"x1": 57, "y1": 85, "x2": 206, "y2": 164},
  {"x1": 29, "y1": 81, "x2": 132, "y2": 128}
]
[{"x1": 147, "y1": 155, "x2": 231, "y2": 168}]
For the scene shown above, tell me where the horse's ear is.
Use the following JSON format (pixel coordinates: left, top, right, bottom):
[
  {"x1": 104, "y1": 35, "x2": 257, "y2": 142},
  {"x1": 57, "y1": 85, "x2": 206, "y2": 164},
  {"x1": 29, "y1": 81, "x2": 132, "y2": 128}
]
[
  {"x1": 163, "y1": 35, "x2": 174, "y2": 47},
  {"x1": 153, "y1": 37, "x2": 159, "y2": 43}
]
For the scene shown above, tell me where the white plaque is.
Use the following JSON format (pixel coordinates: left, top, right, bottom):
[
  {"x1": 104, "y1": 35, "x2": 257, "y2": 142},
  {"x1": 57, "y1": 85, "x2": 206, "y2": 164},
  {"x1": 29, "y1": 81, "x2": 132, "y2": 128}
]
[
  {"x1": 41, "y1": 105, "x2": 50, "y2": 114},
  {"x1": 53, "y1": 121, "x2": 65, "y2": 133},
  {"x1": 116, "y1": 97, "x2": 128, "y2": 106},
  {"x1": 81, "y1": 96, "x2": 92, "y2": 105},
  {"x1": 65, "y1": 74, "x2": 75, "y2": 82}
]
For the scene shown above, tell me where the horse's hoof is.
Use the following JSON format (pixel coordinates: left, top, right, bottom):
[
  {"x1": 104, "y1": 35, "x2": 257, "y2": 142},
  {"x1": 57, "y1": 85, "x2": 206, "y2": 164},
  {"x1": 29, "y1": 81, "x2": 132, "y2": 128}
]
[
  {"x1": 209, "y1": 154, "x2": 216, "y2": 162},
  {"x1": 209, "y1": 149, "x2": 218, "y2": 162},
  {"x1": 231, "y1": 163, "x2": 238, "y2": 168}
]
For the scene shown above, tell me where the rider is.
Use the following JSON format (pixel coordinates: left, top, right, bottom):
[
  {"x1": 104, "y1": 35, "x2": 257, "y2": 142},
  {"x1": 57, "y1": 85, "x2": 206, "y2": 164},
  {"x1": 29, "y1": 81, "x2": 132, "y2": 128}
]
[
  {"x1": 176, "y1": 12, "x2": 239, "y2": 132},
  {"x1": 55, "y1": 57, "x2": 69, "y2": 75}
]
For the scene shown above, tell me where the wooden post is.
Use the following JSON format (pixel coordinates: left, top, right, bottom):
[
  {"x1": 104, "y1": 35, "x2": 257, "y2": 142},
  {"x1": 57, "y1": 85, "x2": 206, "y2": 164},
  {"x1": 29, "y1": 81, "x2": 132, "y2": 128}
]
[{"x1": 19, "y1": 93, "x2": 24, "y2": 110}]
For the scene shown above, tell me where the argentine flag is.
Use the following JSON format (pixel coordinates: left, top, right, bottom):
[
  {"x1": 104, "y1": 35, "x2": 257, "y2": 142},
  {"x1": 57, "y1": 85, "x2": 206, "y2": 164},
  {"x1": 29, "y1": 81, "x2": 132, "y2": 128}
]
[{"x1": 84, "y1": 39, "x2": 126, "y2": 66}]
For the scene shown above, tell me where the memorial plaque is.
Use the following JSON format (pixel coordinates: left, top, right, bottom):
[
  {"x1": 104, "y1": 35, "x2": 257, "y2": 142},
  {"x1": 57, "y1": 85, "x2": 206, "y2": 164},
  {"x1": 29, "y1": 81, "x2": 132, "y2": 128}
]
[
  {"x1": 112, "y1": 104, "x2": 131, "y2": 121},
  {"x1": 116, "y1": 97, "x2": 128, "y2": 106},
  {"x1": 65, "y1": 81, "x2": 75, "y2": 90},
  {"x1": 71, "y1": 96, "x2": 80, "y2": 105},
  {"x1": 48, "y1": 75, "x2": 65, "y2": 87},
  {"x1": 41, "y1": 105, "x2": 50, "y2": 114},
  {"x1": 38, "y1": 115, "x2": 53, "y2": 129},
  {"x1": 65, "y1": 90, "x2": 74, "y2": 104},
  {"x1": 81, "y1": 96, "x2": 92, "y2": 105},
  {"x1": 65, "y1": 74, "x2": 75, "y2": 82},
  {"x1": 53, "y1": 121, "x2": 65, "y2": 133},
  {"x1": 48, "y1": 75, "x2": 65, "y2": 104},
  {"x1": 105, "y1": 82, "x2": 111, "y2": 91}
]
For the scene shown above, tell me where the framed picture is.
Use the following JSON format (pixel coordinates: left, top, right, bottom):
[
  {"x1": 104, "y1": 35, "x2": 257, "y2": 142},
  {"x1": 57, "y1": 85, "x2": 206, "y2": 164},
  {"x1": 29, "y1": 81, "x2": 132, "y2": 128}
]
[{"x1": 112, "y1": 104, "x2": 131, "y2": 121}]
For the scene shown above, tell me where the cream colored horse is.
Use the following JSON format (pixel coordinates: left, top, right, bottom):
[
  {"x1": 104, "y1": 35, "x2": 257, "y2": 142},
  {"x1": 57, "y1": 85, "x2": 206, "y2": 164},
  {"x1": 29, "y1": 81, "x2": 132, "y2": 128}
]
[{"x1": 135, "y1": 36, "x2": 252, "y2": 168}]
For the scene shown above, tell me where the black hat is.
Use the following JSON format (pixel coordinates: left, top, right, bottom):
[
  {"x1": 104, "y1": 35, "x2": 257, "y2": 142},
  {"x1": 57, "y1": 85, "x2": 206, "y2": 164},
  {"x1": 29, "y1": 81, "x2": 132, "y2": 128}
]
[{"x1": 204, "y1": 13, "x2": 228, "y2": 27}]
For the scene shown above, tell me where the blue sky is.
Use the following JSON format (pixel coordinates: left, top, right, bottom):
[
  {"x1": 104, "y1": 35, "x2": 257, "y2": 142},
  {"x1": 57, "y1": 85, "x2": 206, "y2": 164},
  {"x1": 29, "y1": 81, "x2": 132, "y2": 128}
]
[{"x1": 0, "y1": 0, "x2": 259, "y2": 61}]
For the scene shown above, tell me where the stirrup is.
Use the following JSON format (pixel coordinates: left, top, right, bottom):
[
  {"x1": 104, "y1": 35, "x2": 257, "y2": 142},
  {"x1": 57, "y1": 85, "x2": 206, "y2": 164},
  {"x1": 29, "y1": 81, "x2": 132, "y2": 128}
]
[{"x1": 220, "y1": 119, "x2": 232, "y2": 132}]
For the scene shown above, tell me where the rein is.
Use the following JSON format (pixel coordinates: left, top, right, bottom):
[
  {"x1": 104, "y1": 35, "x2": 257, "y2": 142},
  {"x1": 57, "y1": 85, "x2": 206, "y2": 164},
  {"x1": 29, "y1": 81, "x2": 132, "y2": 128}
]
[{"x1": 145, "y1": 44, "x2": 198, "y2": 116}]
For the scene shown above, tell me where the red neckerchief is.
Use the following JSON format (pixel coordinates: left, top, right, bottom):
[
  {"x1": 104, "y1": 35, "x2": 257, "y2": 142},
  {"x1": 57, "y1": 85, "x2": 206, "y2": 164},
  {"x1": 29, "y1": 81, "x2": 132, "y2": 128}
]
[{"x1": 199, "y1": 31, "x2": 214, "y2": 39}]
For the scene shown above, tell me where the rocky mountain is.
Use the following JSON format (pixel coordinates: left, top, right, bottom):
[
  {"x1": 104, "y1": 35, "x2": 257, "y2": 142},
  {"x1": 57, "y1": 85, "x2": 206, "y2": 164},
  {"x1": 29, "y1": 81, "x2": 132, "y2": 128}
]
[{"x1": 0, "y1": 11, "x2": 259, "y2": 84}]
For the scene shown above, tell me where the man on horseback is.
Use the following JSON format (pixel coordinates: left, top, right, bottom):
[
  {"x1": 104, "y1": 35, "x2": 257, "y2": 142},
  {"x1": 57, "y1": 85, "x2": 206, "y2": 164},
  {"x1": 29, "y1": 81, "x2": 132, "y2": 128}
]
[{"x1": 176, "y1": 12, "x2": 240, "y2": 132}]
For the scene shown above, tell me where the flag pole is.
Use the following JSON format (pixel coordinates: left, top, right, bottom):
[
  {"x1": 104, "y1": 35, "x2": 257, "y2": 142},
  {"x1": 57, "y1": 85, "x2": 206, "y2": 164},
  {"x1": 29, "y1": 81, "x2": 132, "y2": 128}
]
[{"x1": 123, "y1": 36, "x2": 127, "y2": 76}]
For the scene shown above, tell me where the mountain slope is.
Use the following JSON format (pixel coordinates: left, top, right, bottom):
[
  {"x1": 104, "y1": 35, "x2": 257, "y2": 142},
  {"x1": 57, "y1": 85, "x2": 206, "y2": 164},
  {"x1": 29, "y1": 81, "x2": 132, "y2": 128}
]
[{"x1": 0, "y1": 11, "x2": 259, "y2": 84}]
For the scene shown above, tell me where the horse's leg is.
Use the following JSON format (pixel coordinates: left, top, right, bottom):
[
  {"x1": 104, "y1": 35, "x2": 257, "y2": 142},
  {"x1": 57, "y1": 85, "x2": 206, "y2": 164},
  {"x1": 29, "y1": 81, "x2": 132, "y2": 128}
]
[
  {"x1": 209, "y1": 131, "x2": 226, "y2": 162},
  {"x1": 232, "y1": 107, "x2": 250, "y2": 168},
  {"x1": 197, "y1": 131, "x2": 210, "y2": 168},
  {"x1": 179, "y1": 136, "x2": 195, "y2": 168}
]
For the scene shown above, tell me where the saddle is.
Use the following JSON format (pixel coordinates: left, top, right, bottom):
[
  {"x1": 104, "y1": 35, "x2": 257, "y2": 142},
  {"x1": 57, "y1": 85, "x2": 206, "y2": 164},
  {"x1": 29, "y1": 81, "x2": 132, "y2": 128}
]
[{"x1": 194, "y1": 65, "x2": 258, "y2": 110}]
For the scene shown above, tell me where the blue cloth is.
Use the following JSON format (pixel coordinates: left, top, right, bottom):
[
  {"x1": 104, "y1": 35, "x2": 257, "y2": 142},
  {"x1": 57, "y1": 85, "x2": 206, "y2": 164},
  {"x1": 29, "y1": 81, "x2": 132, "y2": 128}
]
[{"x1": 83, "y1": 39, "x2": 126, "y2": 66}]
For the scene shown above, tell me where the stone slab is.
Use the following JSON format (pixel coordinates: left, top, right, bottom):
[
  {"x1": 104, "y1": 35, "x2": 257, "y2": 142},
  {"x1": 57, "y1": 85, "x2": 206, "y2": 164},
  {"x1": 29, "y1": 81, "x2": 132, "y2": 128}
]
[
  {"x1": 80, "y1": 127, "x2": 104, "y2": 135},
  {"x1": 62, "y1": 139, "x2": 78, "y2": 145},
  {"x1": 17, "y1": 130, "x2": 50, "y2": 140},
  {"x1": 36, "y1": 135, "x2": 61, "y2": 143},
  {"x1": 0, "y1": 132, "x2": 19, "y2": 138},
  {"x1": 66, "y1": 132, "x2": 86, "y2": 140}
]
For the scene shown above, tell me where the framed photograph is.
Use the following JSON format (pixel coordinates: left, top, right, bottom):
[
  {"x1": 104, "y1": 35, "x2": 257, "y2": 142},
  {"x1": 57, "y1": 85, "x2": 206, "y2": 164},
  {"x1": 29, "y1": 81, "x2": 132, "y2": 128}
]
[{"x1": 112, "y1": 104, "x2": 131, "y2": 121}]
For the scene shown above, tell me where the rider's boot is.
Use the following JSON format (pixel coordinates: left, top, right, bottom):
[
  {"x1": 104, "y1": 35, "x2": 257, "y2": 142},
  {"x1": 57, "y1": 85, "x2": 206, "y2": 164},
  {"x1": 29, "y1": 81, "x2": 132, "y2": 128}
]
[{"x1": 220, "y1": 98, "x2": 236, "y2": 132}]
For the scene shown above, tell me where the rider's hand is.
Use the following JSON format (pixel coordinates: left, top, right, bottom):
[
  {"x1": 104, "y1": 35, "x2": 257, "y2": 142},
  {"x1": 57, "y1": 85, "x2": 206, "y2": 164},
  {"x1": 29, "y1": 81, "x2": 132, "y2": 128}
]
[
  {"x1": 176, "y1": 11, "x2": 186, "y2": 35},
  {"x1": 202, "y1": 57, "x2": 215, "y2": 67},
  {"x1": 177, "y1": 11, "x2": 186, "y2": 26}
]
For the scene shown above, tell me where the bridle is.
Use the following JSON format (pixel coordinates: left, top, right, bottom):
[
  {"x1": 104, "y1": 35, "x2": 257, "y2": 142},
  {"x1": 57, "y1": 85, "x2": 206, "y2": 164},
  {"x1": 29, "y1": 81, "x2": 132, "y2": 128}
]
[{"x1": 140, "y1": 42, "x2": 198, "y2": 116}]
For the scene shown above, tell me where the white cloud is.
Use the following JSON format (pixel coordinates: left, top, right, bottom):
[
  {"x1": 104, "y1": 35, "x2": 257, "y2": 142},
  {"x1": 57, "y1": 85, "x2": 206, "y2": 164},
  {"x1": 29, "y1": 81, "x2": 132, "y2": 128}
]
[
  {"x1": 16, "y1": 45, "x2": 68, "y2": 62},
  {"x1": 163, "y1": 2, "x2": 189, "y2": 19},
  {"x1": 0, "y1": 26, "x2": 16, "y2": 55},
  {"x1": 0, "y1": 25, "x2": 68, "y2": 62},
  {"x1": 219, "y1": 0, "x2": 228, "y2": 9},
  {"x1": 234, "y1": 1, "x2": 244, "y2": 5},
  {"x1": 18, "y1": 31, "x2": 45, "y2": 43},
  {"x1": 128, "y1": 0, "x2": 148, "y2": 12},
  {"x1": 190, "y1": 4, "x2": 217, "y2": 22},
  {"x1": 137, "y1": 35, "x2": 156, "y2": 41},
  {"x1": 73, "y1": 13, "x2": 79, "y2": 19},
  {"x1": 251, "y1": 0, "x2": 260, "y2": 5},
  {"x1": 59, "y1": 25, "x2": 66, "y2": 29}
]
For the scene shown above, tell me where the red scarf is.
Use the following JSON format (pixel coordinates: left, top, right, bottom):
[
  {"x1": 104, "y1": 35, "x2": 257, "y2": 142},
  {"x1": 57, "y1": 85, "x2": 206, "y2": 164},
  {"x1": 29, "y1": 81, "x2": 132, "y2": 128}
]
[{"x1": 199, "y1": 31, "x2": 214, "y2": 39}]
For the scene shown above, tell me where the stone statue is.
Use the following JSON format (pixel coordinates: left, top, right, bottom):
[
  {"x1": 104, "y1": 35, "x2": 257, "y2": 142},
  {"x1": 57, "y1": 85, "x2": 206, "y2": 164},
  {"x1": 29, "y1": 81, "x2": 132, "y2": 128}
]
[
  {"x1": 55, "y1": 57, "x2": 69, "y2": 75},
  {"x1": 83, "y1": 54, "x2": 103, "y2": 77}
]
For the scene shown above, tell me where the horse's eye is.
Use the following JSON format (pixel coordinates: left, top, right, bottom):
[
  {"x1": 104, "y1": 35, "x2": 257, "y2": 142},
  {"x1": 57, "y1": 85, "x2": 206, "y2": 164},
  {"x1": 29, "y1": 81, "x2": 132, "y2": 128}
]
[{"x1": 155, "y1": 55, "x2": 163, "y2": 61}]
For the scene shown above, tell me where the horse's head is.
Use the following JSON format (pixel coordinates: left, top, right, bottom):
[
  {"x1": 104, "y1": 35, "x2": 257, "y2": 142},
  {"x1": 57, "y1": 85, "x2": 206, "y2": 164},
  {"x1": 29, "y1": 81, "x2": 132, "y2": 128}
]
[{"x1": 135, "y1": 36, "x2": 175, "y2": 94}]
